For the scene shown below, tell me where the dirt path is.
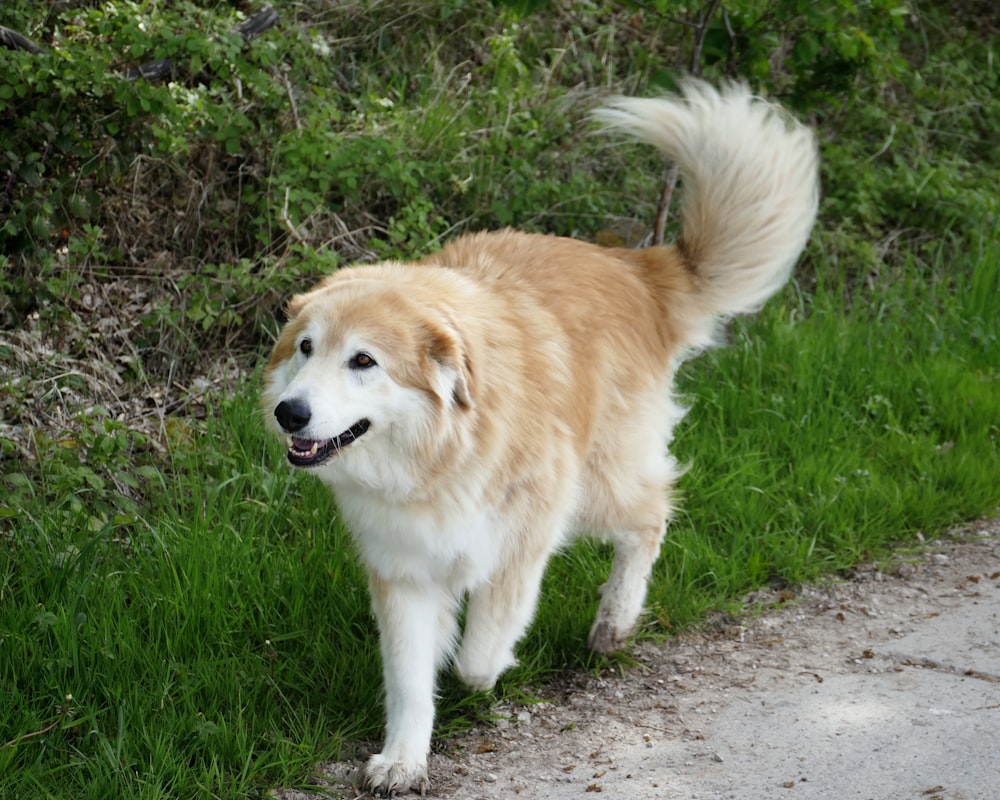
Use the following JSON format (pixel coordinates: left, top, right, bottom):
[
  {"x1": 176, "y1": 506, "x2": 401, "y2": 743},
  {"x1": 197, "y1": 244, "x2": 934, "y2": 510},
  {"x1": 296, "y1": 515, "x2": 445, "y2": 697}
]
[{"x1": 277, "y1": 518, "x2": 1000, "y2": 799}]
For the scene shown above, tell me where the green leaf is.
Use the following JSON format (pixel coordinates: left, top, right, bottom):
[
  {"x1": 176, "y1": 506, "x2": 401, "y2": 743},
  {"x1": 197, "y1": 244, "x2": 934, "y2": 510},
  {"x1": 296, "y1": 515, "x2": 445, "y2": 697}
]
[{"x1": 792, "y1": 33, "x2": 821, "y2": 66}]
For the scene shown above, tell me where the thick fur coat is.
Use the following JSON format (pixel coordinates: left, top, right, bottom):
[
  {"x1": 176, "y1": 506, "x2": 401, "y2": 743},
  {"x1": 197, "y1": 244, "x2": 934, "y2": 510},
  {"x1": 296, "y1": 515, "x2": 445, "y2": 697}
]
[{"x1": 263, "y1": 80, "x2": 819, "y2": 795}]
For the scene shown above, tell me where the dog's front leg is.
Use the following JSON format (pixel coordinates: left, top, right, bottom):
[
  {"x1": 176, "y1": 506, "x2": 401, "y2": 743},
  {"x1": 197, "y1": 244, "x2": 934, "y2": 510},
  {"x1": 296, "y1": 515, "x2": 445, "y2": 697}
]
[{"x1": 364, "y1": 571, "x2": 447, "y2": 796}]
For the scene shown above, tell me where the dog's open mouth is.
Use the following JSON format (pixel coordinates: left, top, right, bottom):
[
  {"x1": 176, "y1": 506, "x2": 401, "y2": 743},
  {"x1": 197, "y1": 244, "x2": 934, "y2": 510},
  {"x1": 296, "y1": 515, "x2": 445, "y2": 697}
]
[{"x1": 286, "y1": 419, "x2": 371, "y2": 468}]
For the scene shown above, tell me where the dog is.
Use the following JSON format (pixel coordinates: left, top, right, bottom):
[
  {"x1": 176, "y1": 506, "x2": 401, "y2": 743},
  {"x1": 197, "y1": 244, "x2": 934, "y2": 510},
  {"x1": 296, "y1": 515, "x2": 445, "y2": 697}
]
[{"x1": 263, "y1": 80, "x2": 819, "y2": 796}]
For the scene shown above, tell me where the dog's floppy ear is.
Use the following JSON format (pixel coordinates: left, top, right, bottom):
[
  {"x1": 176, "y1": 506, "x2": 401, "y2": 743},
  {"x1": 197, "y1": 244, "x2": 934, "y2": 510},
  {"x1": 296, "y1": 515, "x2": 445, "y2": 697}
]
[
  {"x1": 284, "y1": 273, "x2": 341, "y2": 320},
  {"x1": 284, "y1": 293, "x2": 309, "y2": 321},
  {"x1": 426, "y1": 318, "x2": 474, "y2": 410}
]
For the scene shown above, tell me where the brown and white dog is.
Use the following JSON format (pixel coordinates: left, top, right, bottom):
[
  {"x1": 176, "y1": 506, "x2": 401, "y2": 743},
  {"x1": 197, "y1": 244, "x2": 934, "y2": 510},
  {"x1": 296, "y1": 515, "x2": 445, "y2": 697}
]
[{"x1": 263, "y1": 80, "x2": 819, "y2": 795}]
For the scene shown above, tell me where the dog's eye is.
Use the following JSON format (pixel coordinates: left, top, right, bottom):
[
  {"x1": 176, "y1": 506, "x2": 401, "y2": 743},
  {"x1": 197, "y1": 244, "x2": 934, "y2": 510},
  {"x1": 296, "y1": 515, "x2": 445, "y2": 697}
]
[
  {"x1": 349, "y1": 352, "x2": 376, "y2": 370},
  {"x1": 299, "y1": 338, "x2": 313, "y2": 356}
]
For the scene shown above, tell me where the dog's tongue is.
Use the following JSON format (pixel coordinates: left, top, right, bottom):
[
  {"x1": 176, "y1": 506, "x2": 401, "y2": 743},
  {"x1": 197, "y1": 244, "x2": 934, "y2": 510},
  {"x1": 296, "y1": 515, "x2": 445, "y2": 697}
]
[{"x1": 291, "y1": 436, "x2": 314, "y2": 451}]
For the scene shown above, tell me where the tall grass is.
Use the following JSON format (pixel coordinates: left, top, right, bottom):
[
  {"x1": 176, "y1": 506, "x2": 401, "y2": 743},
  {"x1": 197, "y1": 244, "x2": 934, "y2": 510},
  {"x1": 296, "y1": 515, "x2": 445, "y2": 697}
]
[
  {"x1": 3, "y1": 235, "x2": 996, "y2": 798},
  {"x1": 647, "y1": 234, "x2": 999, "y2": 625},
  {"x1": 2, "y1": 427, "x2": 377, "y2": 797}
]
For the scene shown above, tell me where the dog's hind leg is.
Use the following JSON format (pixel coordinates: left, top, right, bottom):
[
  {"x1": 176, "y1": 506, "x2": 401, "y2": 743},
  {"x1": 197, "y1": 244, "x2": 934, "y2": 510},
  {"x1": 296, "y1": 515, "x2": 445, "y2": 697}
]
[
  {"x1": 587, "y1": 513, "x2": 668, "y2": 653},
  {"x1": 582, "y1": 404, "x2": 680, "y2": 653}
]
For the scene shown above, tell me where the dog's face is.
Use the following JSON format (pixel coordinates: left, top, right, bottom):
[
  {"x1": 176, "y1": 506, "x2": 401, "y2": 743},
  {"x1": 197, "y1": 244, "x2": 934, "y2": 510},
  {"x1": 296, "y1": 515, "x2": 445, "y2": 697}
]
[{"x1": 263, "y1": 272, "x2": 473, "y2": 490}]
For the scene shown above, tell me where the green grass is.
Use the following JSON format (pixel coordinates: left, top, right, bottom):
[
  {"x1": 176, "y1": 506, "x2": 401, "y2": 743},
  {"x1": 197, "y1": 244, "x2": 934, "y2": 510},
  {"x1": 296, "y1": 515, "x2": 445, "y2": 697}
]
[
  {"x1": 2, "y1": 428, "x2": 379, "y2": 797},
  {"x1": 648, "y1": 235, "x2": 1000, "y2": 624},
  {"x1": 2, "y1": 237, "x2": 997, "y2": 798}
]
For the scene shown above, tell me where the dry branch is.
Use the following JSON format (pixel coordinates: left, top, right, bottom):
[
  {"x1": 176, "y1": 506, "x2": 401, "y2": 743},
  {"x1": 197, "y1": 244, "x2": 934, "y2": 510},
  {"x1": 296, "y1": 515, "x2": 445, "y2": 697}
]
[
  {"x1": 0, "y1": 24, "x2": 45, "y2": 54},
  {"x1": 126, "y1": 5, "x2": 280, "y2": 82},
  {"x1": 652, "y1": 0, "x2": 724, "y2": 245}
]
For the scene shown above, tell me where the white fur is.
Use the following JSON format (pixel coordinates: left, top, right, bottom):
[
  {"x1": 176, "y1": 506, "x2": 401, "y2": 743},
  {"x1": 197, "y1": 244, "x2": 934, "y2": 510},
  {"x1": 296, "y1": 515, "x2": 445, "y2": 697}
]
[{"x1": 592, "y1": 79, "x2": 820, "y2": 319}]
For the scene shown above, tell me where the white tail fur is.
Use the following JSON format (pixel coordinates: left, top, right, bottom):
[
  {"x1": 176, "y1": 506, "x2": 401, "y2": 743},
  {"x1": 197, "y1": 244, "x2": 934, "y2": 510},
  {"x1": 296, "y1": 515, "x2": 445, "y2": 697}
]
[{"x1": 593, "y1": 80, "x2": 820, "y2": 317}]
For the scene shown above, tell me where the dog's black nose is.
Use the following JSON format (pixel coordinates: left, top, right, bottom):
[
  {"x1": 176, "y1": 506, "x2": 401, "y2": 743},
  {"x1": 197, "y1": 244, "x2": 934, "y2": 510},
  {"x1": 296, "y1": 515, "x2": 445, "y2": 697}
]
[{"x1": 274, "y1": 399, "x2": 311, "y2": 432}]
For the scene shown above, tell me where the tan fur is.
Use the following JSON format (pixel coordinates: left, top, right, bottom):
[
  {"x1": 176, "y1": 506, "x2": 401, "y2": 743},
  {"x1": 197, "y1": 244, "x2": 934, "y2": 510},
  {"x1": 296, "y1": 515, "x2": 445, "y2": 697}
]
[{"x1": 261, "y1": 80, "x2": 819, "y2": 795}]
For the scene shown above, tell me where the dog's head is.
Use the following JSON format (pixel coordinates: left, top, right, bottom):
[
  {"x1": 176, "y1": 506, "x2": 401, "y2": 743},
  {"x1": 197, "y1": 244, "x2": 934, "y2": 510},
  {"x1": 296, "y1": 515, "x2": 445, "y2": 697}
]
[{"x1": 262, "y1": 266, "x2": 474, "y2": 490}]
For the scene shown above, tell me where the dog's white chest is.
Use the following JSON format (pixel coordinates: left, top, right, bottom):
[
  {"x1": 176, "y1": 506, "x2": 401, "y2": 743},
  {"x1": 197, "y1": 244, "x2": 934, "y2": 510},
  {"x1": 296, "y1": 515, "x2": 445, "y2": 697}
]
[{"x1": 334, "y1": 487, "x2": 503, "y2": 591}]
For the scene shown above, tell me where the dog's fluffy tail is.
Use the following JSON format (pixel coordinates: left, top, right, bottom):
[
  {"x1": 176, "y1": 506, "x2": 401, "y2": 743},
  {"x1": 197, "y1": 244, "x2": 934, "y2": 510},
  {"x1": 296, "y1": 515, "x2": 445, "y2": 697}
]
[{"x1": 593, "y1": 80, "x2": 819, "y2": 319}]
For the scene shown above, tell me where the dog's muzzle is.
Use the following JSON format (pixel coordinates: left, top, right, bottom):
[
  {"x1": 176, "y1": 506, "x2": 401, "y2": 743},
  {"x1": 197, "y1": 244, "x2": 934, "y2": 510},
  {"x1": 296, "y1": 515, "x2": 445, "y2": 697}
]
[{"x1": 274, "y1": 399, "x2": 370, "y2": 467}]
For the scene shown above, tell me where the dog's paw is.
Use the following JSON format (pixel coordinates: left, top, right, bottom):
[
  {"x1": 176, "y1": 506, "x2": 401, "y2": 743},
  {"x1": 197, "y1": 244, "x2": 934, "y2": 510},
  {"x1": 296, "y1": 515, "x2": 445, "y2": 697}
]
[
  {"x1": 363, "y1": 753, "x2": 429, "y2": 797},
  {"x1": 456, "y1": 669, "x2": 499, "y2": 693},
  {"x1": 587, "y1": 618, "x2": 631, "y2": 654},
  {"x1": 454, "y1": 649, "x2": 515, "y2": 693}
]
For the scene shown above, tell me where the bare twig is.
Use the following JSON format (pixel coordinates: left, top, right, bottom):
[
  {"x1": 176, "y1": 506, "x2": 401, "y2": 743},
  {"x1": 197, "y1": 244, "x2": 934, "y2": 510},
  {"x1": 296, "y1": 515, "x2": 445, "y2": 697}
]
[
  {"x1": 652, "y1": 166, "x2": 680, "y2": 246},
  {"x1": 280, "y1": 186, "x2": 307, "y2": 245},
  {"x1": 1, "y1": 696, "x2": 74, "y2": 752},
  {"x1": 1, "y1": 717, "x2": 63, "y2": 750},
  {"x1": 652, "y1": 0, "x2": 723, "y2": 245},
  {"x1": 722, "y1": 6, "x2": 737, "y2": 72},
  {"x1": 277, "y1": 67, "x2": 302, "y2": 131},
  {"x1": 690, "y1": 0, "x2": 724, "y2": 75},
  {"x1": 0, "y1": 24, "x2": 45, "y2": 54}
]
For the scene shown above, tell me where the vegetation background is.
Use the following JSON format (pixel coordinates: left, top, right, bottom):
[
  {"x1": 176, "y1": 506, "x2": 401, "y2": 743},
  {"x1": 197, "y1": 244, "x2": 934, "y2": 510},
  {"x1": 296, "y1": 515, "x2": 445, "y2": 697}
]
[{"x1": 1, "y1": 0, "x2": 997, "y2": 797}]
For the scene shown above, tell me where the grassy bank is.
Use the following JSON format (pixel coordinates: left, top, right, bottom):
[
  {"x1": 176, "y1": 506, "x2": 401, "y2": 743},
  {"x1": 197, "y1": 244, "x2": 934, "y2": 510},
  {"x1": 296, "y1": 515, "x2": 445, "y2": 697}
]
[
  {"x1": 3, "y1": 237, "x2": 996, "y2": 798},
  {"x1": 2, "y1": 1, "x2": 999, "y2": 797}
]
